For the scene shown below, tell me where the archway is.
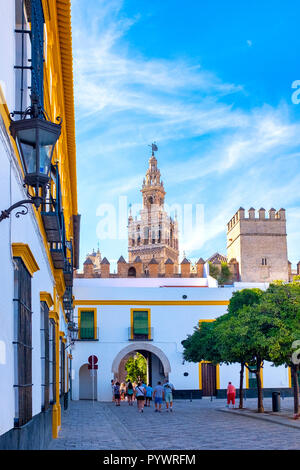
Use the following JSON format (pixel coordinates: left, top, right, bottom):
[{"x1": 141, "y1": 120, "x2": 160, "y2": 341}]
[
  {"x1": 128, "y1": 267, "x2": 136, "y2": 277},
  {"x1": 112, "y1": 343, "x2": 171, "y2": 386},
  {"x1": 79, "y1": 363, "x2": 97, "y2": 400}
]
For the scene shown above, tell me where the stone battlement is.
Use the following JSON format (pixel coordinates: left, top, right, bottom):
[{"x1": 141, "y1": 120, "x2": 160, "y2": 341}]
[{"x1": 227, "y1": 207, "x2": 286, "y2": 232}]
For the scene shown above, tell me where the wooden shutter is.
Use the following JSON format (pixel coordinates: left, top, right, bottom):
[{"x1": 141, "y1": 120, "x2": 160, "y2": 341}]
[
  {"x1": 80, "y1": 311, "x2": 94, "y2": 339},
  {"x1": 133, "y1": 310, "x2": 149, "y2": 336}
]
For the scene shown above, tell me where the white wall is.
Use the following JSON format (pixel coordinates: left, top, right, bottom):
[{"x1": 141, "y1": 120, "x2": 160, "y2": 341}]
[
  {"x1": 0, "y1": 1, "x2": 69, "y2": 436},
  {"x1": 72, "y1": 280, "x2": 290, "y2": 401}
]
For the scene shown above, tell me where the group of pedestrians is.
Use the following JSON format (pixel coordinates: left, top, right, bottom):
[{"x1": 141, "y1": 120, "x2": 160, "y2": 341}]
[{"x1": 111, "y1": 378, "x2": 175, "y2": 413}]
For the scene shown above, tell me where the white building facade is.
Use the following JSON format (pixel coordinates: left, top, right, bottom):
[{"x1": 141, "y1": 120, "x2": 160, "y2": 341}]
[
  {"x1": 71, "y1": 275, "x2": 292, "y2": 402},
  {"x1": 0, "y1": 0, "x2": 78, "y2": 450}
]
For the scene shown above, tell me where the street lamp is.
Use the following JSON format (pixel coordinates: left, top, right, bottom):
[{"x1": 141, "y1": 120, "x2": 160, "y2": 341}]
[
  {"x1": 0, "y1": 94, "x2": 61, "y2": 222},
  {"x1": 68, "y1": 321, "x2": 79, "y2": 344}
]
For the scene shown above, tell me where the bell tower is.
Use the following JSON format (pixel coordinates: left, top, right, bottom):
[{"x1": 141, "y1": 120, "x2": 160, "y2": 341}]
[{"x1": 128, "y1": 144, "x2": 179, "y2": 275}]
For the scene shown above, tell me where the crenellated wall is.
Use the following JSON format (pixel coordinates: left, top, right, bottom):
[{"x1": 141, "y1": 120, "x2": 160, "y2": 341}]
[{"x1": 227, "y1": 208, "x2": 289, "y2": 283}]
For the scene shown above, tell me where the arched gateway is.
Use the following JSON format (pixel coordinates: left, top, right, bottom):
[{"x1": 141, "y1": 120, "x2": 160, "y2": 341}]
[{"x1": 111, "y1": 343, "x2": 171, "y2": 381}]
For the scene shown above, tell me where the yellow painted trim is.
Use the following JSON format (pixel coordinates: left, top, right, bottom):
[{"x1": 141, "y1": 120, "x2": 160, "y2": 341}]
[
  {"x1": 75, "y1": 300, "x2": 229, "y2": 306},
  {"x1": 198, "y1": 362, "x2": 202, "y2": 390},
  {"x1": 54, "y1": 270, "x2": 66, "y2": 298},
  {"x1": 49, "y1": 311, "x2": 59, "y2": 323},
  {"x1": 12, "y1": 243, "x2": 39, "y2": 276},
  {"x1": 130, "y1": 308, "x2": 151, "y2": 340},
  {"x1": 216, "y1": 364, "x2": 220, "y2": 390},
  {"x1": 78, "y1": 308, "x2": 97, "y2": 340},
  {"x1": 289, "y1": 367, "x2": 292, "y2": 388},
  {"x1": 0, "y1": 84, "x2": 24, "y2": 174},
  {"x1": 245, "y1": 367, "x2": 249, "y2": 389},
  {"x1": 40, "y1": 292, "x2": 54, "y2": 309}
]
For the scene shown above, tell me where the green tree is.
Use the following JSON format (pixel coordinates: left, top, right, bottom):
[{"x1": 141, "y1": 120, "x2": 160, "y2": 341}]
[
  {"x1": 217, "y1": 288, "x2": 263, "y2": 409},
  {"x1": 125, "y1": 352, "x2": 147, "y2": 383},
  {"x1": 208, "y1": 263, "x2": 220, "y2": 281},
  {"x1": 182, "y1": 289, "x2": 263, "y2": 409},
  {"x1": 182, "y1": 321, "x2": 221, "y2": 364},
  {"x1": 261, "y1": 282, "x2": 300, "y2": 416}
]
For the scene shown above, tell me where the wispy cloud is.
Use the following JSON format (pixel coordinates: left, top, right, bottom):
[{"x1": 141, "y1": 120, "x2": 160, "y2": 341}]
[{"x1": 71, "y1": 0, "x2": 300, "y2": 267}]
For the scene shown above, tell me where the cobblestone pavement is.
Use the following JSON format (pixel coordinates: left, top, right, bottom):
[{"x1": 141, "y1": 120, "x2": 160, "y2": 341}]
[{"x1": 48, "y1": 398, "x2": 300, "y2": 450}]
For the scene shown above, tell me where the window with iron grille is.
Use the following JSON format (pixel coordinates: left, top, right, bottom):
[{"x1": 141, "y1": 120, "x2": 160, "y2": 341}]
[
  {"x1": 133, "y1": 310, "x2": 149, "y2": 340},
  {"x1": 14, "y1": 0, "x2": 45, "y2": 117},
  {"x1": 49, "y1": 319, "x2": 56, "y2": 404},
  {"x1": 13, "y1": 257, "x2": 32, "y2": 427},
  {"x1": 59, "y1": 339, "x2": 65, "y2": 397},
  {"x1": 40, "y1": 301, "x2": 49, "y2": 411}
]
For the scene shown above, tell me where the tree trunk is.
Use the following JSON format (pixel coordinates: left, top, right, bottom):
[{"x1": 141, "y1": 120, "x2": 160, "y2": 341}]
[
  {"x1": 291, "y1": 364, "x2": 300, "y2": 417},
  {"x1": 256, "y1": 361, "x2": 264, "y2": 413},
  {"x1": 239, "y1": 362, "x2": 245, "y2": 409}
]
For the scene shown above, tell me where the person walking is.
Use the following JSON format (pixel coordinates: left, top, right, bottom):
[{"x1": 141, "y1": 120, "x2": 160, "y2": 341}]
[
  {"x1": 113, "y1": 381, "x2": 121, "y2": 406},
  {"x1": 145, "y1": 384, "x2": 153, "y2": 407},
  {"x1": 111, "y1": 379, "x2": 115, "y2": 402},
  {"x1": 132, "y1": 381, "x2": 137, "y2": 402},
  {"x1": 227, "y1": 382, "x2": 236, "y2": 408},
  {"x1": 163, "y1": 379, "x2": 175, "y2": 412},
  {"x1": 134, "y1": 382, "x2": 146, "y2": 412},
  {"x1": 153, "y1": 381, "x2": 164, "y2": 413},
  {"x1": 126, "y1": 380, "x2": 134, "y2": 406},
  {"x1": 120, "y1": 382, "x2": 126, "y2": 401}
]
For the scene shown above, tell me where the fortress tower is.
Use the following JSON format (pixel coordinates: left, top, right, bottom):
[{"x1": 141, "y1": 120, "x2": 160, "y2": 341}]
[
  {"x1": 227, "y1": 208, "x2": 289, "y2": 283},
  {"x1": 128, "y1": 145, "x2": 179, "y2": 275}
]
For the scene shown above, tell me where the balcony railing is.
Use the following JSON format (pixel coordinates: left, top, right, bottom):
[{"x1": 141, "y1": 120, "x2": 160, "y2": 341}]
[
  {"x1": 75, "y1": 327, "x2": 99, "y2": 341},
  {"x1": 128, "y1": 327, "x2": 154, "y2": 341}
]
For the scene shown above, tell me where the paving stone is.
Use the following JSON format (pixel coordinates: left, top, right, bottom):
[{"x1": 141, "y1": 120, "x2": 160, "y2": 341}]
[{"x1": 47, "y1": 398, "x2": 300, "y2": 450}]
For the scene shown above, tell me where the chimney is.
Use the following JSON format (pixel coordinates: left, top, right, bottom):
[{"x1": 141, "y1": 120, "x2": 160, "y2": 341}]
[
  {"x1": 148, "y1": 257, "x2": 159, "y2": 277},
  {"x1": 100, "y1": 257, "x2": 110, "y2": 278},
  {"x1": 259, "y1": 208, "x2": 266, "y2": 219},
  {"x1": 165, "y1": 258, "x2": 174, "y2": 277},
  {"x1": 196, "y1": 258, "x2": 205, "y2": 277},
  {"x1": 181, "y1": 258, "x2": 191, "y2": 277}
]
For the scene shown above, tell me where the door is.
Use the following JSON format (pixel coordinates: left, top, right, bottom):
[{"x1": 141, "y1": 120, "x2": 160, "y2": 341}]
[
  {"x1": 79, "y1": 364, "x2": 97, "y2": 400},
  {"x1": 201, "y1": 363, "x2": 216, "y2": 396}
]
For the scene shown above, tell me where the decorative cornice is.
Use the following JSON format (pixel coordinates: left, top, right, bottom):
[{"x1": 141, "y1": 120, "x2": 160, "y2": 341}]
[
  {"x1": 49, "y1": 310, "x2": 59, "y2": 323},
  {"x1": 12, "y1": 243, "x2": 39, "y2": 276},
  {"x1": 40, "y1": 291, "x2": 54, "y2": 308},
  {"x1": 54, "y1": 269, "x2": 66, "y2": 297}
]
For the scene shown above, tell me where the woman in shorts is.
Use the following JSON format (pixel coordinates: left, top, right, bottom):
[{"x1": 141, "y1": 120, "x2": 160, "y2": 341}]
[
  {"x1": 126, "y1": 381, "x2": 134, "y2": 406},
  {"x1": 134, "y1": 382, "x2": 146, "y2": 412}
]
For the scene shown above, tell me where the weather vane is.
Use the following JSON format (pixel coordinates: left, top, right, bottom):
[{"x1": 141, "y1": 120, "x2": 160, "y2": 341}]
[{"x1": 148, "y1": 142, "x2": 158, "y2": 156}]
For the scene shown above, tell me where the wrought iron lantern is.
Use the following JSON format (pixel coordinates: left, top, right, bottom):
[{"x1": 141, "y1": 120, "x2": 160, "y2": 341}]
[
  {"x1": 68, "y1": 321, "x2": 79, "y2": 344},
  {"x1": 0, "y1": 94, "x2": 61, "y2": 222}
]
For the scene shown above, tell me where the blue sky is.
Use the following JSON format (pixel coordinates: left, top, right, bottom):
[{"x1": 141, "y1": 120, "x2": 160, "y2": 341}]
[{"x1": 71, "y1": 0, "x2": 300, "y2": 272}]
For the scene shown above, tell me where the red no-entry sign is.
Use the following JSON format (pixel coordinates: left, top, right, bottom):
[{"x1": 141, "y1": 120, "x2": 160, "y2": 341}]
[{"x1": 88, "y1": 355, "x2": 98, "y2": 370}]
